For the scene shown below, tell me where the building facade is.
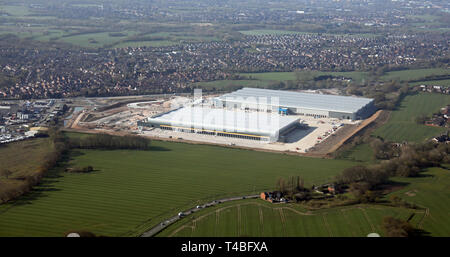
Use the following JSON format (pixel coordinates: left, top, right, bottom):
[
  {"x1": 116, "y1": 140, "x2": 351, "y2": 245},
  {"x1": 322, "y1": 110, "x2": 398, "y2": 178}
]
[{"x1": 214, "y1": 87, "x2": 376, "y2": 120}]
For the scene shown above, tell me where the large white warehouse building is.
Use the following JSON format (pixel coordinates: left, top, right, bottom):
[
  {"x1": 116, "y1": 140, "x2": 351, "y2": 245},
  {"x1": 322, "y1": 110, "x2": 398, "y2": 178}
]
[
  {"x1": 213, "y1": 87, "x2": 376, "y2": 120},
  {"x1": 138, "y1": 106, "x2": 301, "y2": 142}
]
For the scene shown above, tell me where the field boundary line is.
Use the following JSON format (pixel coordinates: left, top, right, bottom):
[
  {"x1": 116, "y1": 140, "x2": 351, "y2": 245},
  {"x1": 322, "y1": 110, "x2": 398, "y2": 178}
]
[
  {"x1": 283, "y1": 207, "x2": 313, "y2": 216},
  {"x1": 258, "y1": 205, "x2": 264, "y2": 235},
  {"x1": 277, "y1": 208, "x2": 287, "y2": 236},
  {"x1": 168, "y1": 224, "x2": 187, "y2": 237},
  {"x1": 191, "y1": 220, "x2": 196, "y2": 235},
  {"x1": 167, "y1": 203, "x2": 256, "y2": 237},
  {"x1": 360, "y1": 207, "x2": 376, "y2": 232},
  {"x1": 237, "y1": 205, "x2": 241, "y2": 237},
  {"x1": 340, "y1": 209, "x2": 357, "y2": 237},
  {"x1": 417, "y1": 208, "x2": 430, "y2": 229},
  {"x1": 215, "y1": 209, "x2": 219, "y2": 226},
  {"x1": 322, "y1": 213, "x2": 333, "y2": 237},
  {"x1": 215, "y1": 209, "x2": 219, "y2": 237},
  {"x1": 142, "y1": 195, "x2": 258, "y2": 237}
]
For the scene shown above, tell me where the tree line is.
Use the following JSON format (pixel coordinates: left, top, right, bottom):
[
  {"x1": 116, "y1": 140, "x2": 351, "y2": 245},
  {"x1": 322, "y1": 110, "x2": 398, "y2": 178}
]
[
  {"x1": 0, "y1": 130, "x2": 153, "y2": 203},
  {"x1": 0, "y1": 128, "x2": 68, "y2": 203},
  {"x1": 68, "y1": 133, "x2": 151, "y2": 150},
  {"x1": 335, "y1": 141, "x2": 450, "y2": 203}
]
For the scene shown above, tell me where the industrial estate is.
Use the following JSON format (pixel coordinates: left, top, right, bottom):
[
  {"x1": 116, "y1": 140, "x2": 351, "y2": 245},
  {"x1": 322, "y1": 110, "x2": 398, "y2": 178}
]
[
  {"x1": 138, "y1": 88, "x2": 375, "y2": 147},
  {"x1": 0, "y1": 0, "x2": 449, "y2": 243}
]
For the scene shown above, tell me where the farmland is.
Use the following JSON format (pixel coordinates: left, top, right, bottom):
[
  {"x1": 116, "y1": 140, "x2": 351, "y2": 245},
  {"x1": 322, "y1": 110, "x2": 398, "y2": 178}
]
[
  {"x1": 0, "y1": 137, "x2": 356, "y2": 237},
  {"x1": 159, "y1": 166, "x2": 450, "y2": 237},
  {"x1": 409, "y1": 79, "x2": 450, "y2": 87},
  {"x1": 238, "y1": 68, "x2": 449, "y2": 85},
  {"x1": 0, "y1": 3, "x2": 220, "y2": 49},
  {"x1": 338, "y1": 143, "x2": 374, "y2": 163},
  {"x1": 0, "y1": 138, "x2": 55, "y2": 204},
  {"x1": 57, "y1": 31, "x2": 140, "y2": 48},
  {"x1": 0, "y1": 25, "x2": 218, "y2": 49},
  {"x1": 387, "y1": 167, "x2": 450, "y2": 236},
  {"x1": 373, "y1": 93, "x2": 450, "y2": 142},
  {"x1": 0, "y1": 138, "x2": 53, "y2": 178},
  {"x1": 157, "y1": 199, "x2": 423, "y2": 237},
  {"x1": 380, "y1": 68, "x2": 449, "y2": 82}
]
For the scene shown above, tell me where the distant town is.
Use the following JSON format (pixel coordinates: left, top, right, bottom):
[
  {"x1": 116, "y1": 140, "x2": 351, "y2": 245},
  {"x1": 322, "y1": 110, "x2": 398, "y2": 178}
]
[
  {"x1": 0, "y1": 99, "x2": 66, "y2": 144},
  {"x1": 0, "y1": 32, "x2": 448, "y2": 99}
]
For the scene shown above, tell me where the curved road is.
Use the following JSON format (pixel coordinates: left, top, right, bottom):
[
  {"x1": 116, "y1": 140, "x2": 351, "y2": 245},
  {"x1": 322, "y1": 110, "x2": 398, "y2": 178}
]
[{"x1": 140, "y1": 194, "x2": 259, "y2": 237}]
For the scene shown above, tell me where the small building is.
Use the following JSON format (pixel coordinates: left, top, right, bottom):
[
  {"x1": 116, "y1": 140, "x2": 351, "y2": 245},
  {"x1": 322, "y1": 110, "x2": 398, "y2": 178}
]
[
  {"x1": 260, "y1": 191, "x2": 284, "y2": 203},
  {"x1": 432, "y1": 134, "x2": 450, "y2": 143}
]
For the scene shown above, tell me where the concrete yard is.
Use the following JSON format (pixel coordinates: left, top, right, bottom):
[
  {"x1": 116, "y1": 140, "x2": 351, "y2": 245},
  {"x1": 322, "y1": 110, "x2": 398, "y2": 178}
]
[
  {"x1": 64, "y1": 93, "x2": 367, "y2": 155},
  {"x1": 139, "y1": 114, "x2": 359, "y2": 153}
]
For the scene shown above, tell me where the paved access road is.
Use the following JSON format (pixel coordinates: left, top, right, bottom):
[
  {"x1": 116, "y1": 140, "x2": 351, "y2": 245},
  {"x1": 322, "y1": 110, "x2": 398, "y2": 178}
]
[{"x1": 140, "y1": 194, "x2": 260, "y2": 237}]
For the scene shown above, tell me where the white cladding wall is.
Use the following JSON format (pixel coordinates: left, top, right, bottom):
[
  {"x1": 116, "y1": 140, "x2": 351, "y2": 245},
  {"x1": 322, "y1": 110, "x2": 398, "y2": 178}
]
[
  {"x1": 216, "y1": 88, "x2": 375, "y2": 119},
  {"x1": 295, "y1": 108, "x2": 329, "y2": 116}
]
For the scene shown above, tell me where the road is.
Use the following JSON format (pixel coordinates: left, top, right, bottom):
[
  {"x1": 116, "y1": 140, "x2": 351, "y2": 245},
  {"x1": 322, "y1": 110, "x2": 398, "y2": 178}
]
[{"x1": 140, "y1": 194, "x2": 260, "y2": 237}]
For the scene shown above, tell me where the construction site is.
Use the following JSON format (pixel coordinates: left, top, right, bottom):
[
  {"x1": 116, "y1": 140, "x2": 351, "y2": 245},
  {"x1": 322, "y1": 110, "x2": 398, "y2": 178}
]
[{"x1": 63, "y1": 89, "x2": 381, "y2": 156}]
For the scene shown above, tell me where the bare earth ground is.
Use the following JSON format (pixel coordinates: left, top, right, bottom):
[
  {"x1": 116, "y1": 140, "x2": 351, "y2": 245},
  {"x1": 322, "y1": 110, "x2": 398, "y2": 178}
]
[
  {"x1": 63, "y1": 96, "x2": 385, "y2": 158},
  {"x1": 307, "y1": 110, "x2": 384, "y2": 156}
]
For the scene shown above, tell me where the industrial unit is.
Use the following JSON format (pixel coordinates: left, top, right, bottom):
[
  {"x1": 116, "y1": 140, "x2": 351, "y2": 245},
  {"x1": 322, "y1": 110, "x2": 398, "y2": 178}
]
[
  {"x1": 138, "y1": 106, "x2": 301, "y2": 142},
  {"x1": 214, "y1": 87, "x2": 376, "y2": 120}
]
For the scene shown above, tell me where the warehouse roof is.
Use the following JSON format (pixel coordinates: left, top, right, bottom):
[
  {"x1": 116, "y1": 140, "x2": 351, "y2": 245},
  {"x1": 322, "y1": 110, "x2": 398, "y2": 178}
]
[
  {"x1": 216, "y1": 87, "x2": 374, "y2": 113},
  {"x1": 147, "y1": 106, "x2": 300, "y2": 137}
]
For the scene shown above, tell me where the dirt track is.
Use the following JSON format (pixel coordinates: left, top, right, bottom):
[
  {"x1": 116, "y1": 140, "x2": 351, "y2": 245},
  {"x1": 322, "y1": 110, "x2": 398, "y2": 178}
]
[{"x1": 307, "y1": 110, "x2": 384, "y2": 156}]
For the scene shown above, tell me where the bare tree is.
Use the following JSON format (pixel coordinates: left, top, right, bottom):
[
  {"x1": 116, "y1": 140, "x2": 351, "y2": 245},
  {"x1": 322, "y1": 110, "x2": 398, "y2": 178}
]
[{"x1": 0, "y1": 169, "x2": 12, "y2": 179}]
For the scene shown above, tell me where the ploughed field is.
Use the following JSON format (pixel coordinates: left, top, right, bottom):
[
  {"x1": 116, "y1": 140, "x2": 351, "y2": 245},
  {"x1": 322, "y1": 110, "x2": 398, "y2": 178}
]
[{"x1": 0, "y1": 138, "x2": 355, "y2": 237}]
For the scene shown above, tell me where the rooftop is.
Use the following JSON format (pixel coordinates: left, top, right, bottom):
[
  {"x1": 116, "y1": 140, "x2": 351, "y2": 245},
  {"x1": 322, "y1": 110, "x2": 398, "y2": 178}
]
[
  {"x1": 216, "y1": 87, "x2": 374, "y2": 113},
  {"x1": 147, "y1": 106, "x2": 300, "y2": 137}
]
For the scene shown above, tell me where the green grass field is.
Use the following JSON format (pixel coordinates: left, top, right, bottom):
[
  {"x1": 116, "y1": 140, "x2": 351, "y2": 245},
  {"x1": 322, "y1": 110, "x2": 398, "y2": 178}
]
[
  {"x1": 0, "y1": 138, "x2": 356, "y2": 237},
  {"x1": 0, "y1": 138, "x2": 54, "y2": 178},
  {"x1": 338, "y1": 143, "x2": 374, "y2": 163},
  {"x1": 0, "y1": 138, "x2": 55, "y2": 204},
  {"x1": 1, "y1": 5, "x2": 32, "y2": 17},
  {"x1": 387, "y1": 167, "x2": 450, "y2": 236},
  {"x1": 157, "y1": 199, "x2": 423, "y2": 237},
  {"x1": 159, "y1": 166, "x2": 450, "y2": 237},
  {"x1": 237, "y1": 68, "x2": 449, "y2": 85},
  {"x1": 0, "y1": 4, "x2": 219, "y2": 49},
  {"x1": 240, "y1": 71, "x2": 369, "y2": 84},
  {"x1": 409, "y1": 79, "x2": 450, "y2": 87},
  {"x1": 380, "y1": 68, "x2": 449, "y2": 82},
  {"x1": 373, "y1": 93, "x2": 450, "y2": 142},
  {"x1": 193, "y1": 80, "x2": 276, "y2": 89},
  {"x1": 58, "y1": 31, "x2": 139, "y2": 48},
  {"x1": 114, "y1": 40, "x2": 179, "y2": 48}
]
